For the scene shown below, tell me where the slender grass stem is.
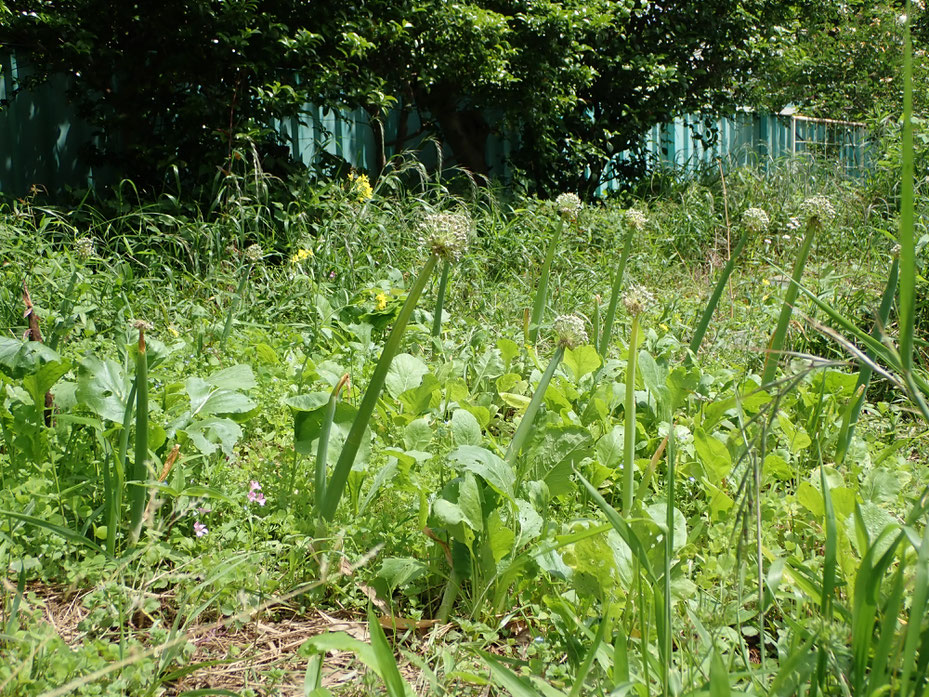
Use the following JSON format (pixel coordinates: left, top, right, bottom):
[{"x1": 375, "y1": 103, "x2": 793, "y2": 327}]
[
  {"x1": 220, "y1": 263, "x2": 252, "y2": 349},
  {"x1": 314, "y1": 374, "x2": 350, "y2": 515}
]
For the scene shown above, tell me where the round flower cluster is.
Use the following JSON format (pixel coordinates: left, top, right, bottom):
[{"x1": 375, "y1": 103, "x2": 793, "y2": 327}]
[
  {"x1": 245, "y1": 243, "x2": 264, "y2": 263},
  {"x1": 74, "y1": 236, "x2": 96, "y2": 259},
  {"x1": 624, "y1": 209, "x2": 648, "y2": 231},
  {"x1": 800, "y1": 195, "x2": 836, "y2": 225},
  {"x1": 742, "y1": 207, "x2": 770, "y2": 233},
  {"x1": 553, "y1": 314, "x2": 588, "y2": 349},
  {"x1": 622, "y1": 284, "x2": 655, "y2": 317},
  {"x1": 555, "y1": 193, "x2": 583, "y2": 219},
  {"x1": 420, "y1": 211, "x2": 471, "y2": 263}
]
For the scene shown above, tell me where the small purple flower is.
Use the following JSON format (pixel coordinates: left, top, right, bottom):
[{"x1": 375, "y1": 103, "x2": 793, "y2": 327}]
[
  {"x1": 329, "y1": 271, "x2": 337, "y2": 279},
  {"x1": 194, "y1": 521, "x2": 208, "y2": 537},
  {"x1": 250, "y1": 480, "x2": 261, "y2": 491}
]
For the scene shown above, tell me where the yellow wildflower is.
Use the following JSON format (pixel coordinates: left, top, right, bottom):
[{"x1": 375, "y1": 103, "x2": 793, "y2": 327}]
[
  {"x1": 348, "y1": 172, "x2": 373, "y2": 202},
  {"x1": 290, "y1": 248, "x2": 314, "y2": 264},
  {"x1": 375, "y1": 292, "x2": 388, "y2": 310}
]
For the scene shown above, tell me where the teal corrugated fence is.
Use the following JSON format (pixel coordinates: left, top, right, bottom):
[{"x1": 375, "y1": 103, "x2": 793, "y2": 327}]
[{"x1": 1, "y1": 52, "x2": 869, "y2": 197}]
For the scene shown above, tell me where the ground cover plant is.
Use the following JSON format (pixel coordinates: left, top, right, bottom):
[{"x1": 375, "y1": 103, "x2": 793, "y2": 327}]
[{"x1": 0, "y1": 137, "x2": 928, "y2": 697}]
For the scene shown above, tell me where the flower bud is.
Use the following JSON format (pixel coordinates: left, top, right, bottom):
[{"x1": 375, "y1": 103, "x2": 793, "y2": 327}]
[{"x1": 419, "y1": 211, "x2": 471, "y2": 262}]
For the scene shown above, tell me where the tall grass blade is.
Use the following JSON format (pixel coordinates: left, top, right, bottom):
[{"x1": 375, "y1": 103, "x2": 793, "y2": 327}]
[
  {"x1": 568, "y1": 606, "x2": 611, "y2": 697},
  {"x1": 900, "y1": 0, "x2": 916, "y2": 375},
  {"x1": 899, "y1": 522, "x2": 929, "y2": 697},
  {"x1": 320, "y1": 255, "x2": 438, "y2": 521},
  {"x1": 367, "y1": 606, "x2": 410, "y2": 697},
  {"x1": 761, "y1": 218, "x2": 818, "y2": 385},
  {"x1": 836, "y1": 258, "x2": 897, "y2": 465}
]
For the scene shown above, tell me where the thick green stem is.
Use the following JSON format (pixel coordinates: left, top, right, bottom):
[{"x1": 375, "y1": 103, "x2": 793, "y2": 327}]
[
  {"x1": 529, "y1": 219, "x2": 563, "y2": 345},
  {"x1": 761, "y1": 219, "x2": 818, "y2": 385},
  {"x1": 314, "y1": 374, "x2": 350, "y2": 514},
  {"x1": 505, "y1": 344, "x2": 565, "y2": 471},
  {"x1": 623, "y1": 314, "x2": 640, "y2": 515},
  {"x1": 599, "y1": 224, "x2": 635, "y2": 357},
  {"x1": 129, "y1": 328, "x2": 149, "y2": 543},
  {"x1": 436, "y1": 568, "x2": 461, "y2": 623},
  {"x1": 320, "y1": 255, "x2": 439, "y2": 521},
  {"x1": 431, "y1": 260, "x2": 451, "y2": 347}
]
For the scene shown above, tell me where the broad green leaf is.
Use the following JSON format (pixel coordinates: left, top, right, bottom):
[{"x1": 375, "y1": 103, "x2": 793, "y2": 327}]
[
  {"x1": 694, "y1": 428, "x2": 732, "y2": 483},
  {"x1": 515, "y1": 498, "x2": 543, "y2": 548},
  {"x1": 563, "y1": 345, "x2": 601, "y2": 382},
  {"x1": 496, "y1": 337, "x2": 520, "y2": 367},
  {"x1": 403, "y1": 418, "x2": 433, "y2": 451},
  {"x1": 398, "y1": 374, "x2": 440, "y2": 414},
  {"x1": 284, "y1": 392, "x2": 330, "y2": 412},
  {"x1": 777, "y1": 414, "x2": 812, "y2": 453},
  {"x1": 295, "y1": 402, "x2": 370, "y2": 468},
  {"x1": 458, "y1": 473, "x2": 484, "y2": 534},
  {"x1": 206, "y1": 364, "x2": 256, "y2": 391},
  {"x1": 638, "y1": 349, "x2": 669, "y2": 404},
  {"x1": 77, "y1": 357, "x2": 132, "y2": 422},
  {"x1": 448, "y1": 445, "x2": 515, "y2": 502},
  {"x1": 385, "y1": 353, "x2": 428, "y2": 398},
  {"x1": 186, "y1": 377, "x2": 256, "y2": 417},
  {"x1": 23, "y1": 359, "x2": 70, "y2": 408},
  {"x1": 0, "y1": 336, "x2": 60, "y2": 379},
  {"x1": 487, "y1": 510, "x2": 516, "y2": 564},
  {"x1": 450, "y1": 409, "x2": 482, "y2": 446},
  {"x1": 500, "y1": 392, "x2": 532, "y2": 412},
  {"x1": 183, "y1": 417, "x2": 242, "y2": 457},
  {"x1": 646, "y1": 503, "x2": 688, "y2": 553},
  {"x1": 797, "y1": 481, "x2": 824, "y2": 518},
  {"x1": 378, "y1": 557, "x2": 429, "y2": 592},
  {"x1": 596, "y1": 426, "x2": 624, "y2": 469}
]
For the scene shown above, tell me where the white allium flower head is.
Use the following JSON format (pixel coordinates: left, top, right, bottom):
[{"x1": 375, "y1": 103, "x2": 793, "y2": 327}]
[
  {"x1": 74, "y1": 236, "x2": 96, "y2": 259},
  {"x1": 622, "y1": 284, "x2": 655, "y2": 317},
  {"x1": 419, "y1": 211, "x2": 471, "y2": 262},
  {"x1": 245, "y1": 243, "x2": 264, "y2": 262},
  {"x1": 624, "y1": 208, "x2": 648, "y2": 231},
  {"x1": 799, "y1": 195, "x2": 836, "y2": 225},
  {"x1": 742, "y1": 207, "x2": 770, "y2": 233},
  {"x1": 552, "y1": 314, "x2": 588, "y2": 349},
  {"x1": 555, "y1": 193, "x2": 583, "y2": 218}
]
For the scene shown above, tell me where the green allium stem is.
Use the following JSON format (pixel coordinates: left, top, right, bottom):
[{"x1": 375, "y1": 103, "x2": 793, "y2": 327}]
[
  {"x1": 689, "y1": 226, "x2": 753, "y2": 357},
  {"x1": 529, "y1": 219, "x2": 563, "y2": 345},
  {"x1": 623, "y1": 314, "x2": 640, "y2": 515},
  {"x1": 431, "y1": 259, "x2": 451, "y2": 347},
  {"x1": 599, "y1": 224, "x2": 635, "y2": 357},
  {"x1": 314, "y1": 374, "x2": 350, "y2": 514},
  {"x1": 129, "y1": 329, "x2": 149, "y2": 543},
  {"x1": 505, "y1": 344, "x2": 565, "y2": 469},
  {"x1": 436, "y1": 567, "x2": 461, "y2": 623},
  {"x1": 761, "y1": 218, "x2": 818, "y2": 385},
  {"x1": 320, "y1": 255, "x2": 439, "y2": 521}
]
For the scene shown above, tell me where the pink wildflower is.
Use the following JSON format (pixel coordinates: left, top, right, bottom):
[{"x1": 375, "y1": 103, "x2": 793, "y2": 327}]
[
  {"x1": 247, "y1": 480, "x2": 266, "y2": 506},
  {"x1": 194, "y1": 521, "x2": 208, "y2": 537}
]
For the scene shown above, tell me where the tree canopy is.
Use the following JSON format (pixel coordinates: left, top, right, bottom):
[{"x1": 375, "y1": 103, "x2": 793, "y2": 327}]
[{"x1": 3, "y1": 0, "x2": 915, "y2": 195}]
